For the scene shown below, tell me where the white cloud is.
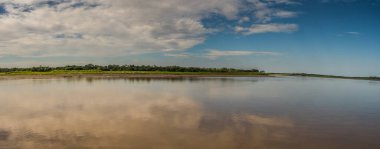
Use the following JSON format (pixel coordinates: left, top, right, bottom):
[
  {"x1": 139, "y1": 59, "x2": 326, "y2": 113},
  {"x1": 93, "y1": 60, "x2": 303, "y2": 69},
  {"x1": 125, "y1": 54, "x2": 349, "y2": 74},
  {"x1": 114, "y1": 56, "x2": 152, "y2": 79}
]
[
  {"x1": 238, "y1": 16, "x2": 250, "y2": 23},
  {"x1": 206, "y1": 49, "x2": 280, "y2": 59},
  {"x1": 236, "y1": 23, "x2": 298, "y2": 35},
  {"x1": 0, "y1": 0, "x2": 240, "y2": 57},
  {"x1": 249, "y1": 0, "x2": 274, "y2": 23},
  {"x1": 0, "y1": 0, "x2": 299, "y2": 57},
  {"x1": 235, "y1": 26, "x2": 246, "y2": 32}
]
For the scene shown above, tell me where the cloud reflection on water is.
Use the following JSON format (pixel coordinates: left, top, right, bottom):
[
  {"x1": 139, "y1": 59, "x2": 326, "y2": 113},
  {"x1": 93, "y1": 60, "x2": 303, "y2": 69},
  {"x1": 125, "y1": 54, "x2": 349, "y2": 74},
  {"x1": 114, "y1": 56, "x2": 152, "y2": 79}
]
[{"x1": 0, "y1": 78, "x2": 291, "y2": 149}]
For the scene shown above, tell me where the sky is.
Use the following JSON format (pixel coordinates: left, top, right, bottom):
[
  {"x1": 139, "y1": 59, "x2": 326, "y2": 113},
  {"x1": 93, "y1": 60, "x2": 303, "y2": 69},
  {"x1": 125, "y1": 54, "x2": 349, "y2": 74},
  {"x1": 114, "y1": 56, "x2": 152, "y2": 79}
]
[{"x1": 0, "y1": 0, "x2": 379, "y2": 76}]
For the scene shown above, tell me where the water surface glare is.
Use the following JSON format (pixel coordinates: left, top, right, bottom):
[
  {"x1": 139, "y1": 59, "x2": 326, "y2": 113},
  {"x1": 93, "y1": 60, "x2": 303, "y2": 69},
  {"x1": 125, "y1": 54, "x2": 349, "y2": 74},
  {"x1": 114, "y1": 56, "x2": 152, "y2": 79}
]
[{"x1": 0, "y1": 77, "x2": 380, "y2": 149}]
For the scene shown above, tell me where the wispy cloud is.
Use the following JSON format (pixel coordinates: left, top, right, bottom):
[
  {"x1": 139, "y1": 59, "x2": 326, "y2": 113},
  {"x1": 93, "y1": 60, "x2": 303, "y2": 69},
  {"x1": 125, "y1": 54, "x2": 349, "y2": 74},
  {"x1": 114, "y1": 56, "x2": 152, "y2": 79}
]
[
  {"x1": 206, "y1": 50, "x2": 281, "y2": 59},
  {"x1": 273, "y1": 10, "x2": 299, "y2": 18},
  {"x1": 266, "y1": 0, "x2": 301, "y2": 5},
  {"x1": 345, "y1": 32, "x2": 360, "y2": 35},
  {"x1": 233, "y1": 0, "x2": 300, "y2": 37},
  {"x1": 236, "y1": 23, "x2": 298, "y2": 35},
  {"x1": 164, "y1": 49, "x2": 281, "y2": 59},
  {"x1": 249, "y1": 0, "x2": 299, "y2": 23},
  {"x1": 321, "y1": 0, "x2": 358, "y2": 3},
  {"x1": 164, "y1": 53, "x2": 191, "y2": 58},
  {"x1": 336, "y1": 31, "x2": 361, "y2": 37}
]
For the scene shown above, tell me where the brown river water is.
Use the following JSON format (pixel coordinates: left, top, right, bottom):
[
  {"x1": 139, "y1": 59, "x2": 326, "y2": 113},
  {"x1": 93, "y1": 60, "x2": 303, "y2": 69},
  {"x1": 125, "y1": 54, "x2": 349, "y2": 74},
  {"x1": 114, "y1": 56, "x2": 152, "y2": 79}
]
[{"x1": 0, "y1": 77, "x2": 380, "y2": 149}]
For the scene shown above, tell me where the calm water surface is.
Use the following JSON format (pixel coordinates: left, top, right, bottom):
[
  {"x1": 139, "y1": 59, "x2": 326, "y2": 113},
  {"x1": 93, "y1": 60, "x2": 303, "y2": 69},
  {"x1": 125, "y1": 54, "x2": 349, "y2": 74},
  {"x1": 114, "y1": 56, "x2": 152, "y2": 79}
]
[{"x1": 0, "y1": 77, "x2": 380, "y2": 149}]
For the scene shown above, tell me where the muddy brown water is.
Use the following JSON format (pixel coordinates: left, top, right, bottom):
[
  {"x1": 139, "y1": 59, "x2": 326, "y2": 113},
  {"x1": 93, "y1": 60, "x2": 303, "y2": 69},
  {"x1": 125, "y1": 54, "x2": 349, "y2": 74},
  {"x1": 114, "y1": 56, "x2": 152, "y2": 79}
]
[{"x1": 0, "y1": 77, "x2": 379, "y2": 149}]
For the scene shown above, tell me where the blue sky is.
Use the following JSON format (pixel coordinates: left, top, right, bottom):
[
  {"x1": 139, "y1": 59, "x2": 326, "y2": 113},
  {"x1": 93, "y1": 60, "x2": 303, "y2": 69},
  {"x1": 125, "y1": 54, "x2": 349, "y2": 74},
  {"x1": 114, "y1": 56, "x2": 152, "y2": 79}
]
[{"x1": 0, "y1": 0, "x2": 379, "y2": 76}]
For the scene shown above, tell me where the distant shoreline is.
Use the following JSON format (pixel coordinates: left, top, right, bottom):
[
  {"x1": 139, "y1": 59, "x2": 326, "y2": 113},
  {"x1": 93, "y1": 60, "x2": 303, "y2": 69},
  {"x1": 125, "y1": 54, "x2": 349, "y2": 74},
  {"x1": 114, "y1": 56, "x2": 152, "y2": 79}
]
[
  {"x1": 271, "y1": 73, "x2": 380, "y2": 81},
  {"x1": 0, "y1": 71, "x2": 270, "y2": 80},
  {"x1": 0, "y1": 71, "x2": 379, "y2": 81}
]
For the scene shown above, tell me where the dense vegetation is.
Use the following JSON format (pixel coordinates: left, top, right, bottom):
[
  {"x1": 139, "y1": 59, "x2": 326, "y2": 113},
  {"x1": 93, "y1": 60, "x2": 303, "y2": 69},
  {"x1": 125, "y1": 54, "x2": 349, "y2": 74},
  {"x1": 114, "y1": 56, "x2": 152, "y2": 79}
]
[{"x1": 0, "y1": 64, "x2": 262, "y2": 73}]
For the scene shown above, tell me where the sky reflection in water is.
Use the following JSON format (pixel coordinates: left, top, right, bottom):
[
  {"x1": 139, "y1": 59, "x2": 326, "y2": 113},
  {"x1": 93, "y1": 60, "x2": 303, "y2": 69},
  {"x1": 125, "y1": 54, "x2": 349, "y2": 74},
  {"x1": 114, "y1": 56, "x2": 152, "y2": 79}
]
[{"x1": 0, "y1": 77, "x2": 380, "y2": 149}]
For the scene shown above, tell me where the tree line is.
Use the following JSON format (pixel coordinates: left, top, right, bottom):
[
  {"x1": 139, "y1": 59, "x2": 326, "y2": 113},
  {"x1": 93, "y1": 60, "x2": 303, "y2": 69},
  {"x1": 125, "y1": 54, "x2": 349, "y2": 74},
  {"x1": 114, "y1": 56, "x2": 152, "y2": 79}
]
[{"x1": 0, "y1": 64, "x2": 262, "y2": 73}]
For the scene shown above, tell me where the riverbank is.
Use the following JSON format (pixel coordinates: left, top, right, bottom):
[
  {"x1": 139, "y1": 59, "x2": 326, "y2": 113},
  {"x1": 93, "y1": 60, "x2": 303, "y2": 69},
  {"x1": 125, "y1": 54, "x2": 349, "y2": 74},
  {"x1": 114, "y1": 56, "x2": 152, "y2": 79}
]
[
  {"x1": 0, "y1": 70, "x2": 270, "y2": 80},
  {"x1": 0, "y1": 70, "x2": 379, "y2": 81}
]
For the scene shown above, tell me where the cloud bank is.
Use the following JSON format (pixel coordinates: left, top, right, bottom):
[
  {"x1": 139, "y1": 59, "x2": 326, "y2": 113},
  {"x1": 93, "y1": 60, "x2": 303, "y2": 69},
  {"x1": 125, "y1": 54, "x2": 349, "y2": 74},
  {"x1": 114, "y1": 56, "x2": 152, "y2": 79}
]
[{"x1": 0, "y1": 0, "x2": 299, "y2": 57}]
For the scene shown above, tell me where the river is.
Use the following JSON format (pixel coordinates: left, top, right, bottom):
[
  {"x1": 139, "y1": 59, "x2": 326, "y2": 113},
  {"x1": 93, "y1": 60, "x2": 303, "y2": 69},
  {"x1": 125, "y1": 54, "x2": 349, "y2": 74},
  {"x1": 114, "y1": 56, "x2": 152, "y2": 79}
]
[{"x1": 0, "y1": 77, "x2": 379, "y2": 149}]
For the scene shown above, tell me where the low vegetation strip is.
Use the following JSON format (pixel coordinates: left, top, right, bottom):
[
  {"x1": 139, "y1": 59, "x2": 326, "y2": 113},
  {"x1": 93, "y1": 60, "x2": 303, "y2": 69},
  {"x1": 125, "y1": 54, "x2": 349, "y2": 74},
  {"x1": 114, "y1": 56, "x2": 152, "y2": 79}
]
[
  {"x1": 0, "y1": 65, "x2": 378, "y2": 81},
  {"x1": 0, "y1": 70, "x2": 268, "y2": 76},
  {"x1": 0, "y1": 64, "x2": 268, "y2": 77},
  {"x1": 0, "y1": 64, "x2": 262, "y2": 73}
]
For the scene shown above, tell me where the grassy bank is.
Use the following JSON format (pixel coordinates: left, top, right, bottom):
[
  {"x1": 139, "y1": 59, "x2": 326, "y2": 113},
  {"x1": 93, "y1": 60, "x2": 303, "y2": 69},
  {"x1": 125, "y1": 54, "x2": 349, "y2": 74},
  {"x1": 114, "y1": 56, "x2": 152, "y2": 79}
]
[
  {"x1": 0, "y1": 69, "x2": 379, "y2": 81},
  {"x1": 0, "y1": 70, "x2": 269, "y2": 76}
]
